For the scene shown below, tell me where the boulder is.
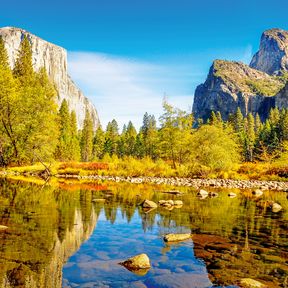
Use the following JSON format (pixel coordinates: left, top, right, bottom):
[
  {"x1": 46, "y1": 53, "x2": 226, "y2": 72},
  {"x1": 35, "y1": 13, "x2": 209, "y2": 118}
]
[
  {"x1": 197, "y1": 189, "x2": 208, "y2": 197},
  {"x1": 0, "y1": 225, "x2": 8, "y2": 230},
  {"x1": 92, "y1": 198, "x2": 106, "y2": 203},
  {"x1": 252, "y1": 189, "x2": 263, "y2": 197},
  {"x1": 142, "y1": 200, "x2": 157, "y2": 208},
  {"x1": 209, "y1": 192, "x2": 218, "y2": 198},
  {"x1": 174, "y1": 200, "x2": 183, "y2": 206},
  {"x1": 120, "y1": 253, "x2": 151, "y2": 270},
  {"x1": 271, "y1": 202, "x2": 282, "y2": 213},
  {"x1": 163, "y1": 233, "x2": 192, "y2": 242},
  {"x1": 239, "y1": 278, "x2": 267, "y2": 288},
  {"x1": 166, "y1": 200, "x2": 174, "y2": 206},
  {"x1": 228, "y1": 192, "x2": 237, "y2": 198},
  {"x1": 158, "y1": 200, "x2": 167, "y2": 205}
]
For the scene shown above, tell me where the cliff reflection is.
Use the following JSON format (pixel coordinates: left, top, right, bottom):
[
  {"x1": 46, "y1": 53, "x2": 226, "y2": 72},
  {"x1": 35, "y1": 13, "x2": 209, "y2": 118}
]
[{"x1": 0, "y1": 179, "x2": 98, "y2": 288}]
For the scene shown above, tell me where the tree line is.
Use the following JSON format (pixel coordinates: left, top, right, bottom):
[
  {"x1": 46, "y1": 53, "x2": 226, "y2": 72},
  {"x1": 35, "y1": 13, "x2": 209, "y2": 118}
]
[{"x1": 1, "y1": 35, "x2": 288, "y2": 173}]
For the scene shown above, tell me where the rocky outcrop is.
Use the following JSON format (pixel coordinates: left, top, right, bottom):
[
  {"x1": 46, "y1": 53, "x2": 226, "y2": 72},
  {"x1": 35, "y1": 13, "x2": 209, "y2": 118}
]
[
  {"x1": 193, "y1": 60, "x2": 283, "y2": 121},
  {"x1": 0, "y1": 27, "x2": 100, "y2": 129},
  {"x1": 120, "y1": 253, "x2": 151, "y2": 271},
  {"x1": 250, "y1": 28, "x2": 288, "y2": 75},
  {"x1": 193, "y1": 29, "x2": 288, "y2": 121}
]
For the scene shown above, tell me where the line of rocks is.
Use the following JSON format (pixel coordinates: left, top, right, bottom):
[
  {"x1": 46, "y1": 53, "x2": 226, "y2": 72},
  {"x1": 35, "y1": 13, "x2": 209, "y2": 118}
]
[{"x1": 54, "y1": 174, "x2": 288, "y2": 191}]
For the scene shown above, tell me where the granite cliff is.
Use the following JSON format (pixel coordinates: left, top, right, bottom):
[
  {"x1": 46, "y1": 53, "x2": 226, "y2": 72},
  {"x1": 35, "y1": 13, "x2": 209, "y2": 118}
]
[
  {"x1": 0, "y1": 27, "x2": 100, "y2": 129},
  {"x1": 193, "y1": 29, "x2": 288, "y2": 121}
]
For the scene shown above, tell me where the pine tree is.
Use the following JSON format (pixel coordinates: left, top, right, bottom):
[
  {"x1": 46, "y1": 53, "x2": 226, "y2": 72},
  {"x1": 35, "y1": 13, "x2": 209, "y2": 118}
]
[
  {"x1": 0, "y1": 36, "x2": 9, "y2": 69},
  {"x1": 245, "y1": 113, "x2": 256, "y2": 161},
  {"x1": 56, "y1": 99, "x2": 71, "y2": 160},
  {"x1": 13, "y1": 35, "x2": 34, "y2": 84},
  {"x1": 70, "y1": 111, "x2": 81, "y2": 161},
  {"x1": 93, "y1": 126, "x2": 105, "y2": 159},
  {"x1": 104, "y1": 119, "x2": 119, "y2": 156},
  {"x1": 81, "y1": 110, "x2": 94, "y2": 162}
]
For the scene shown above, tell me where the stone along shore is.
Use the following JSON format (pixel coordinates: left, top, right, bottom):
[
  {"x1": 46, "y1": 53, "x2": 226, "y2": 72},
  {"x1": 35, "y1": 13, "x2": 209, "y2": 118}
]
[{"x1": 56, "y1": 174, "x2": 288, "y2": 191}]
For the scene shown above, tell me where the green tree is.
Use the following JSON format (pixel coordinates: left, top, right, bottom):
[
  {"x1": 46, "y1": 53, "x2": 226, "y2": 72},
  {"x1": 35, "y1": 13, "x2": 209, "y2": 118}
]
[
  {"x1": 104, "y1": 119, "x2": 119, "y2": 156},
  {"x1": 13, "y1": 35, "x2": 34, "y2": 84},
  {"x1": 93, "y1": 126, "x2": 105, "y2": 159},
  {"x1": 0, "y1": 36, "x2": 9, "y2": 69},
  {"x1": 69, "y1": 111, "x2": 81, "y2": 161},
  {"x1": 141, "y1": 113, "x2": 159, "y2": 159},
  {"x1": 55, "y1": 100, "x2": 71, "y2": 160},
  {"x1": 159, "y1": 101, "x2": 193, "y2": 168},
  {"x1": 189, "y1": 125, "x2": 240, "y2": 174},
  {"x1": 81, "y1": 110, "x2": 94, "y2": 162}
]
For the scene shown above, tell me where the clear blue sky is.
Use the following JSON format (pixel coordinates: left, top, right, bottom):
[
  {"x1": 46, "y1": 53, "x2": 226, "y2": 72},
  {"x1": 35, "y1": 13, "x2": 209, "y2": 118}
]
[{"x1": 1, "y1": 0, "x2": 288, "y2": 128}]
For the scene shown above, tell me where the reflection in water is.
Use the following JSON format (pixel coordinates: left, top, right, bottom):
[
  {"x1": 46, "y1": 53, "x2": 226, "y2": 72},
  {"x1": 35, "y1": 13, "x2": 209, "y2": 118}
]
[
  {"x1": 0, "y1": 179, "x2": 98, "y2": 287},
  {"x1": 0, "y1": 179, "x2": 287, "y2": 287}
]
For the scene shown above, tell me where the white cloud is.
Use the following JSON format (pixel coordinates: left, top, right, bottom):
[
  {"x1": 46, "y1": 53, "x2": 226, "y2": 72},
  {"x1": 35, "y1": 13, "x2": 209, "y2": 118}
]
[
  {"x1": 68, "y1": 52, "x2": 195, "y2": 130},
  {"x1": 67, "y1": 46, "x2": 254, "y2": 130}
]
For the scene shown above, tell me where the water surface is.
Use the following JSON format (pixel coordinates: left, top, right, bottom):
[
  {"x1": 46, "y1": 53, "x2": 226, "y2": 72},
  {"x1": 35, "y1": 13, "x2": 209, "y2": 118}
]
[{"x1": 0, "y1": 178, "x2": 287, "y2": 287}]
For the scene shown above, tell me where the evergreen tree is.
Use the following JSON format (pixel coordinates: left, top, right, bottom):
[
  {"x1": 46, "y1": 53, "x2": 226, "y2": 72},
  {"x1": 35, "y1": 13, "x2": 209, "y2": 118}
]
[
  {"x1": 0, "y1": 36, "x2": 9, "y2": 69},
  {"x1": 140, "y1": 113, "x2": 158, "y2": 159},
  {"x1": 56, "y1": 99, "x2": 71, "y2": 160},
  {"x1": 13, "y1": 35, "x2": 34, "y2": 84},
  {"x1": 81, "y1": 110, "x2": 94, "y2": 162},
  {"x1": 104, "y1": 119, "x2": 119, "y2": 156},
  {"x1": 93, "y1": 126, "x2": 105, "y2": 159},
  {"x1": 245, "y1": 113, "x2": 256, "y2": 161},
  {"x1": 70, "y1": 111, "x2": 81, "y2": 161}
]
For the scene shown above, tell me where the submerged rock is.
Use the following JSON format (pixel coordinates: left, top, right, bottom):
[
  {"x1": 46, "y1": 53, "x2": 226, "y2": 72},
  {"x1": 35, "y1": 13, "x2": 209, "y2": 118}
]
[
  {"x1": 142, "y1": 200, "x2": 157, "y2": 208},
  {"x1": 120, "y1": 253, "x2": 151, "y2": 270},
  {"x1": 174, "y1": 200, "x2": 183, "y2": 206},
  {"x1": 252, "y1": 189, "x2": 263, "y2": 197},
  {"x1": 228, "y1": 192, "x2": 237, "y2": 198},
  {"x1": 197, "y1": 189, "x2": 209, "y2": 197},
  {"x1": 163, "y1": 233, "x2": 192, "y2": 242},
  {"x1": 209, "y1": 192, "x2": 218, "y2": 198},
  {"x1": 92, "y1": 198, "x2": 106, "y2": 203},
  {"x1": 239, "y1": 278, "x2": 267, "y2": 288},
  {"x1": 271, "y1": 202, "x2": 282, "y2": 213}
]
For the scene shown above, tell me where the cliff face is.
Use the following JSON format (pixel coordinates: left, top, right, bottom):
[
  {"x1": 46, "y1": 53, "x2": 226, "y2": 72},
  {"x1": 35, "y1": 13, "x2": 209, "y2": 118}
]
[
  {"x1": 193, "y1": 28, "x2": 288, "y2": 121},
  {"x1": 193, "y1": 60, "x2": 282, "y2": 121},
  {"x1": 250, "y1": 28, "x2": 288, "y2": 75},
  {"x1": 0, "y1": 27, "x2": 100, "y2": 129}
]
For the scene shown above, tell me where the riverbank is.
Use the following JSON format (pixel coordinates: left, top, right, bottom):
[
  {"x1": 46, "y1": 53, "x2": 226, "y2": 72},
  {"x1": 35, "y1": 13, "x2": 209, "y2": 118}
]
[{"x1": 1, "y1": 170, "x2": 288, "y2": 191}]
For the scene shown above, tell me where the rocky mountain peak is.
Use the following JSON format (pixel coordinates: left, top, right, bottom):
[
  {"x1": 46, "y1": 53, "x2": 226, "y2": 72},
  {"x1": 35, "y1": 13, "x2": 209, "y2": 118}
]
[
  {"x1": 193, "y1": 59, "x2": 284, "y2": 121},
  {"x1": 0, "y1": 26, "x2": 100, "y2": 129},
  {"x1": 250, "y1": 28, "x2": 288, "y2": 75}
]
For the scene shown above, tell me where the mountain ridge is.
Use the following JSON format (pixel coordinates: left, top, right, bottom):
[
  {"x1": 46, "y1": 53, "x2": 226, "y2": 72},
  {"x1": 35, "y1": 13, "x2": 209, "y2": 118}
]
[
  {"x1": 0, "y1": 26, "x2": 100, "y2": 129},
  {"x1": 193, "y1": 28, "x2": 288, "y2": 121}
]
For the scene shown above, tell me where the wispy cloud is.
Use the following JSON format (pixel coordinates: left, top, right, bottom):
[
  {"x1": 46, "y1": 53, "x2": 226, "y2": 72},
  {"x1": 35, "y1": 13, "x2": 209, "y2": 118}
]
[
  {"x1": 67, "y1": 46, "x2": 254, "y2": 130},
  {"x1": 68, "y1": 52, "x2": 200, "y2": 129}
]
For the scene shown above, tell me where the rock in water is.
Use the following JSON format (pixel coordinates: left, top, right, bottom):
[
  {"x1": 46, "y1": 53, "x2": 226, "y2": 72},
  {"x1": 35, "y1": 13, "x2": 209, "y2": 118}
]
[
  {"x1": 252, "y1": 189, "x2": 263, "y2": 197},
  {"x1": 142, "y1": 199, "x2": 157, "y2": 208},
  {"x1": 163, "y1": 233, "x2": 192, "y2": 242},
  {"x1": 0, "y1": 27, "x2": 100, "y2": 129},
  {"x1": 174, "y1": 200, "x2": 183, "y2": 206},
  {"x1": 197, "y1": 189, "x2": 209, "y2": 197},
  {"x1": 92, "y1": 198, "x2": 106, "y2": 203},
  {"x1": 239, "y1": 278, "x2": 267, "y2": 288},
  {"x1": 228, "y1": 192, "x2": 237, "y2": 198},
  {"x1": 272, "y1": 202, "x2": 282, "y2": 213},
  {"x1": 120, "y1": 253, "x2": 151, "y2": 270}
]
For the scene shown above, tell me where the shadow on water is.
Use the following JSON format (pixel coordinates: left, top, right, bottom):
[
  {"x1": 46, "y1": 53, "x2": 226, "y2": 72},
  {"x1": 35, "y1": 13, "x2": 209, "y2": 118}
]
[{"x1": 0, "y1": 178, "x2": 287, "y2": 287}]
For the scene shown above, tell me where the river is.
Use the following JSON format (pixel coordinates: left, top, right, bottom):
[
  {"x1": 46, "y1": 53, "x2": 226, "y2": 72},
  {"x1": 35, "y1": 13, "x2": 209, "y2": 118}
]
[{"x1": 0, "y1": 177, "x2": 287, "y2": 287}]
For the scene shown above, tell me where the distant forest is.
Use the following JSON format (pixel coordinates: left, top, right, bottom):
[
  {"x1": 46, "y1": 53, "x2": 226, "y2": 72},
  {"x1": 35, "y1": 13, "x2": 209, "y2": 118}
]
[{"x1": 1, "y1": 35, "x2": 288, "y2": 177}]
